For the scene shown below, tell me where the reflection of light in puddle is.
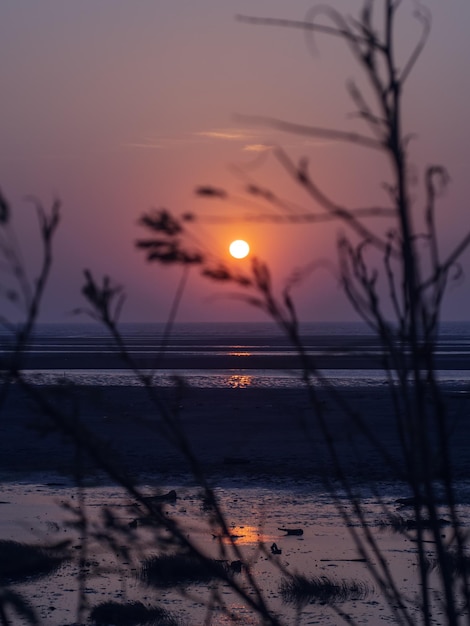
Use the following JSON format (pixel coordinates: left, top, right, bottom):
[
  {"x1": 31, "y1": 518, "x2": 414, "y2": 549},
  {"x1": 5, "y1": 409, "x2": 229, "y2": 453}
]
[
  {"x1": 227, "y1": 374, "x2": 252, "y2": 388},
  {"x1": 220, "y1": 525, "x2": 275, "y2": 545}
]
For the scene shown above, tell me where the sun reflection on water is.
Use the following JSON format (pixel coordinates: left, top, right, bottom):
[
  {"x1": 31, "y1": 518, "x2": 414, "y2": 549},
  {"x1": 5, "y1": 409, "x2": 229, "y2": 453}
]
[
  {"x1": 220, "y1": 525, "x2": 274, "y2": 545},
  {"x1": 227, "y1": 374, "x2": 253, "y2": 388}
]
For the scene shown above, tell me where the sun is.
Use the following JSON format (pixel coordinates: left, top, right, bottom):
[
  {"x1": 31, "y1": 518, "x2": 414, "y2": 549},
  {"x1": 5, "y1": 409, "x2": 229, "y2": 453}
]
[{"x1": 229, "y1": 239, "x2": 250, "y2": 259}]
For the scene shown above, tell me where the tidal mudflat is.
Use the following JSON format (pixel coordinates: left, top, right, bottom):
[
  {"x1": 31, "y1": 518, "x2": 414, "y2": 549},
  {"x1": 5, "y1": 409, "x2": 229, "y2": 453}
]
[
  {"x1": 1, "y1": 382, "x2": 470, "y2": 624},
  {"x1": 2, "y1": 476, "x2": 470, "y2": 625}
]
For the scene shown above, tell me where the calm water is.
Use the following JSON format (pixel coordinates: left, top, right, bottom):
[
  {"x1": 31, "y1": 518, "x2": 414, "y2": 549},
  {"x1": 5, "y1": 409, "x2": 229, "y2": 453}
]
[{"x1": 2, "y1": 321, "x2": 470, "y2": 389}]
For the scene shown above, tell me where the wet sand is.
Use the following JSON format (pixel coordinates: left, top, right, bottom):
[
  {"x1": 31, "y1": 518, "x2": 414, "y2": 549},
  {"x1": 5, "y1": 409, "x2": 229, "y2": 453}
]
[
  {"x1": 1, "y1": 383, "x2": 469, "y2": 485},
  {"x1": 1, "y1": 381, "x2": 470, "y2": 625}
]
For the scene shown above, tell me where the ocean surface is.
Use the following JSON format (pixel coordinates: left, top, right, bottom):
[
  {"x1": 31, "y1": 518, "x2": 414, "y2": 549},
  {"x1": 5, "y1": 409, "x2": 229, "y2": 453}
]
[{"x1": 2, "y1": 320, "x2": 470, "y2": 390}]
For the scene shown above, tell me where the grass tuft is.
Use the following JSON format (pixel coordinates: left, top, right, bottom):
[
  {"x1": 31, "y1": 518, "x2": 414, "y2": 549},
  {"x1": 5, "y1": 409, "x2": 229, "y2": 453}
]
[
  {"x1": 140, "y1": 553, "x2": 230, "y2": 588},
  {"x1": 0, "y1": 539, "x2": 69, "y2": 583},
  {"x1": 280, "y1": 574, "x2": 372, "y2": 606},
  {"x1": 388, "y1": 515, "x2": 451, "y2": 532},
  {"x1": 424, "y1": 550, "x2": 470, "y2": 577},
  {"x1": 89, "y1": 600, "x2": 181, "y2": 625}
]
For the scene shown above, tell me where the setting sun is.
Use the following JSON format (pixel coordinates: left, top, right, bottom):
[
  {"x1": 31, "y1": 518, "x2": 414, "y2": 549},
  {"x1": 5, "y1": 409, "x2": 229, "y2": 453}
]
[{"x1": 229, "y1": 239, "x2": 250, "y2": 259}]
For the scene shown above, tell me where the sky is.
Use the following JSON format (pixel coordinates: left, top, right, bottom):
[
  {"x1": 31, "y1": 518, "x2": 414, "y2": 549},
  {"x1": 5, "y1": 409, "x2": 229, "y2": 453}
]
[{"x1": 1, "y1": 0, "x2": 469, "y2": 324}]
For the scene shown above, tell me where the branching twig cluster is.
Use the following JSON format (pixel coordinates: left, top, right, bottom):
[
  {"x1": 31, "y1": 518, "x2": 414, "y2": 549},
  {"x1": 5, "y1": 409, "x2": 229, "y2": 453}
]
[
  {"x1": 133, "y1": 2, "x2": 470, "y2": 625},
  {"x1": 2, "y1": 2, "x2": 470, "y2": 626}
]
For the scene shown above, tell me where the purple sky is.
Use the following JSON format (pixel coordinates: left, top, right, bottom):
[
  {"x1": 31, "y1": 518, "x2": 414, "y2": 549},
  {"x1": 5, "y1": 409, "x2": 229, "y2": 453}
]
[{"x1": 1, "y1": 1, "x2": 469, "y2": 324}]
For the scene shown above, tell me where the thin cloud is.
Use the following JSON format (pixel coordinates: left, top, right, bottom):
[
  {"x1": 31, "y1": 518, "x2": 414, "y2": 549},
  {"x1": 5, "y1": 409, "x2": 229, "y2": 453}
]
[
  {"x1": 123, "y1": 128, "x2": 332, "y2": 153},
  {"x1": 196, "y1": 128, "x2": 335, "y2": 151},
  {"x1": 243, "y1": 143, "x2": 272, "y2": 152},
  {"x1": 195, "y1": 129, "x2": 253, "y2": 141}
]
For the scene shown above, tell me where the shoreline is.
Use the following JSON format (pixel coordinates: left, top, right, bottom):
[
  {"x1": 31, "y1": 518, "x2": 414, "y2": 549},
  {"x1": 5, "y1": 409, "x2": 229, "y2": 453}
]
[{"x1": 7, "y1": 351, "x2": 470, "y2": 370}]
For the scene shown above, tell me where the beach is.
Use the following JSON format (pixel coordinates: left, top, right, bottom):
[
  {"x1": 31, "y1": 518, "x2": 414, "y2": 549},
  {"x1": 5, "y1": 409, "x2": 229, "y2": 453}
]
[
  {"x1": 2, "y1": 322, "x2": 470, "y2": 625},
  {"x1": 1, "y1": 380, "x2": 470, "y2": 625}
]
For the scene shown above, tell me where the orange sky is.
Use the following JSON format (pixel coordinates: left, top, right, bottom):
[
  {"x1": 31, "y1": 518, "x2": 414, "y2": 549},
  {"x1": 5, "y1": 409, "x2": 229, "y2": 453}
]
[{"x1": 1, "y1": 1, "x2": 469, "y2": 323}]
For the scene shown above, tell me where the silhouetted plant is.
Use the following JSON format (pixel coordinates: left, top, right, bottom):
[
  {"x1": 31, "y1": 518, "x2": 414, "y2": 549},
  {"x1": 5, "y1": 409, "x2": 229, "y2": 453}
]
[
  {"x1": 0, "y1": 589, "x2": 39, "y2": 626},
  {"x1": 140, "y1": 553, "x2": 234, "y2": 588},
  {"x1": 0, "y1": 193, "x2": 60, "y2": 375},
  {"x1": 2, "y1": 2, "x2": 470, "y2": 626},
  {"x1": 0, "y1": 540, "x2": 70, "y2": 583},
  {"x1": 134, "y1": 2, "x2": 470, "y2": 625},
  {"x1": 280, "y1": 573, "x2": 372, "y2": 606},
  {"x1": 0, "y1": 195, "x2": 62, "y2": 625},
  {"x1": 89, "y1": 601, "x2": 181, "y2": 626}
]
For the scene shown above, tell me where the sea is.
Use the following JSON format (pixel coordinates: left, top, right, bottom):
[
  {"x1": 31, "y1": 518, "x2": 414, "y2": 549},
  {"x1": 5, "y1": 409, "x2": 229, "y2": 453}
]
[{"x1": 4, "y1": 320, "x2": 470, "y2": 391}]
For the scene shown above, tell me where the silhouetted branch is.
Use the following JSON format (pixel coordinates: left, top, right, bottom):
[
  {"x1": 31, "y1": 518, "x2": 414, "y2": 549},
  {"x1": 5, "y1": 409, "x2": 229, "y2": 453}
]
[
  {"x1": 346, "y1": 80, "x2": 388, "y2": 140},
  {"x1": 275, "y1": 148, "x2": 397, "y2": 255},
  {"x1": 0, "y1": 190, "x2": 10, "y2": 224},
  {"x1": 237, "y1": 12, "x2": 369, "y2": 45},
  {"x1": 399, "y1": 5, "x2": 431, "y2": 84},
  {"x1": 194, "y1": 208, "x2": 395, "y2": 225},
  {"x1": 0, "y1": 197, "x2": 62, "y2": 378},
  {"x1": 80, "y1": 270, "x2": 125, "y2": 325}
]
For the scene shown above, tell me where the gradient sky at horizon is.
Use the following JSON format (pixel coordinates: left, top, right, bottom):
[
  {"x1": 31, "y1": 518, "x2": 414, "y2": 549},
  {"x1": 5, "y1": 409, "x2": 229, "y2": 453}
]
[{"x1": 1, "y1": 1, "x2": 469, "y2": 324}]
